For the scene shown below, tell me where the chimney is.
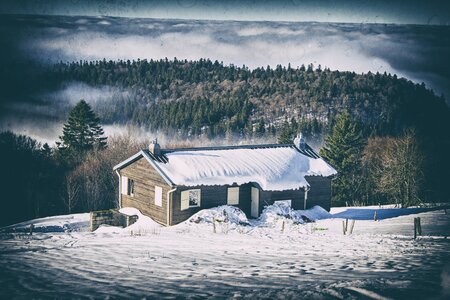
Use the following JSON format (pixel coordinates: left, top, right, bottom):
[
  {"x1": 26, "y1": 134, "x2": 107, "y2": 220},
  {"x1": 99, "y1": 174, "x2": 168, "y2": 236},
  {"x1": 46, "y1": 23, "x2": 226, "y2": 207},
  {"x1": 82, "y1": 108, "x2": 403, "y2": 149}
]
[
  {"x1": 294, "y1": 133, "x2": 306, "y2": 150},
  {"x1": 149, "y1": 138, "x2": 161, "y2": 156}
]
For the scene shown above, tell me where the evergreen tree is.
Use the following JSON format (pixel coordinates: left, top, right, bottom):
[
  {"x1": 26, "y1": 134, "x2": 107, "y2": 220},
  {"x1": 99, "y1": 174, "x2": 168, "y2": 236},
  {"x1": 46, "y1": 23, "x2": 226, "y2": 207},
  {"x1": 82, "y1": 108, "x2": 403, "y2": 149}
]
[
  {"x1": 57, "y1": 100, "x2": 107, "y2": 163},
  {"x1": 320, "y1": 113, "x2": 366, "y2": 206},
  {"x1": 277, "y1": 121, "x2": 293, "y2": 144},
  {"x1": 255, "y1": 117, "x2": 266, "y2": 137}
]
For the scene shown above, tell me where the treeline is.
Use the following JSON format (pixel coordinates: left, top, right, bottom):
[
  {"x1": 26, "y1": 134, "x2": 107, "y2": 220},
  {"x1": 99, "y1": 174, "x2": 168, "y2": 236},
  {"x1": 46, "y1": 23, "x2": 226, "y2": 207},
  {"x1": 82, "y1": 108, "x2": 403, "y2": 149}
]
[
  {"x1": 320, "y1": 113, "x2": 428, "y2": 207},
  {"x1": 47, "y1": 58, "x2": 449, "y2": 140},
  {"x1": 0, "y1": 101, "x2": 143, "y2": 227}
]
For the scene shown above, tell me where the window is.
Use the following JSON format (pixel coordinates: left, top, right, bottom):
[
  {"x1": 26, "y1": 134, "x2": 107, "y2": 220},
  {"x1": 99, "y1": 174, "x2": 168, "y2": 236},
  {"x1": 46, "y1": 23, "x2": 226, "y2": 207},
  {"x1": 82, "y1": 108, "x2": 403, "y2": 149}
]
[
  {"x1": 127, "y1": 179, "x2": 134, "y2": 196},
  {"x1": 181, "y1": 189, "x2": 201, "y2": 210},
  {"x1": 155, "y1": 186, "x2": 162, "y2": 206},
  {"x1": 121, "y1": 176, "x2": 135, "y2": 196},
  {"x1": 227, "y1": 187, "x2": 239, "y2": 205}
]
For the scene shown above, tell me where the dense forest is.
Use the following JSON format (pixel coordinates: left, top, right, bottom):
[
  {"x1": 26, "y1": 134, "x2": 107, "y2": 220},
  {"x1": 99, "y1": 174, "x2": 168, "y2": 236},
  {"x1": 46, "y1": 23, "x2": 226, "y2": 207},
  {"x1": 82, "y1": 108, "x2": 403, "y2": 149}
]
[
  {"x1": 48, "y1": 58, "x2": 449, "y2": 140},
  {"x1": 1, "y1": 58, "x2": 450, "y2": 226}
]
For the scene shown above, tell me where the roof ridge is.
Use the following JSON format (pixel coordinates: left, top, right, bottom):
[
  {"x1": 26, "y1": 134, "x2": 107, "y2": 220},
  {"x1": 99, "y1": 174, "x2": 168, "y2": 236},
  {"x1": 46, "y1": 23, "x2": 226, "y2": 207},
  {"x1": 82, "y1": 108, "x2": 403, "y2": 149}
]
[{"x1": 154, "y1": 143, "x2": 295, "y2": 153}]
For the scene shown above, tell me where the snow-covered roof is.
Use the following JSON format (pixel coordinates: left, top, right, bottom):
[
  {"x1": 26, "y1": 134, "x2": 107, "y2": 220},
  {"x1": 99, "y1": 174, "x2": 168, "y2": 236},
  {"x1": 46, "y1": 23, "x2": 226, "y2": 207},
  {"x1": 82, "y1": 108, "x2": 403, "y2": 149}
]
[{"x1": 113, "y1": 144, "x2": 336, "y2": 191}]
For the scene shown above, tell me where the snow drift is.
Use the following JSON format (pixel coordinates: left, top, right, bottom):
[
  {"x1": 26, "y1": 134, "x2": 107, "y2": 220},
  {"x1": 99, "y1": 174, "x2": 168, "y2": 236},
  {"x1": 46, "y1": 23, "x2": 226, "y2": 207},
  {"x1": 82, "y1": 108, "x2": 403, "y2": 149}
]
[
  {"x1": 187, "y1": 205, "x2": 250, "y2": 226},
  {"x1": 259, "y1": 202, "x2": 332, "y2": 226}
]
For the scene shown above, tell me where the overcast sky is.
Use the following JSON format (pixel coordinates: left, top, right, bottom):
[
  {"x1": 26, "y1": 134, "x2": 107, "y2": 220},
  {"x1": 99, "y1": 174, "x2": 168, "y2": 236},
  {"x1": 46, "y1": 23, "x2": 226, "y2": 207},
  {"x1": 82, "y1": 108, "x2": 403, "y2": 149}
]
[{"x1": 1, "y1": 0, "x2": 450, "y2": 25}]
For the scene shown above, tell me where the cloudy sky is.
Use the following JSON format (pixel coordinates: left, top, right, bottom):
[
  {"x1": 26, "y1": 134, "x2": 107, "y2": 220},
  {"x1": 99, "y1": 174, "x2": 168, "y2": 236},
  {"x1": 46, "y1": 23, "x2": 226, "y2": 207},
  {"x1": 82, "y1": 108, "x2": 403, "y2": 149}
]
[
  {"x1": 2, "y1": 14, "x2": 449, "y2": 99},
  {"x1": 2, "y1": 0, "x2": 450, "y2": 25}
]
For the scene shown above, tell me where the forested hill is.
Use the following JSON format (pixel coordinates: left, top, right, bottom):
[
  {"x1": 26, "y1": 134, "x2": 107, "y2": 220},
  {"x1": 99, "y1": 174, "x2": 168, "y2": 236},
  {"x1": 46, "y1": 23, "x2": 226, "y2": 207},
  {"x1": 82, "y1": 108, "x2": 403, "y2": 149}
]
[{"x1": 49, "y1": 58, "x2": 449, "y2": 139}]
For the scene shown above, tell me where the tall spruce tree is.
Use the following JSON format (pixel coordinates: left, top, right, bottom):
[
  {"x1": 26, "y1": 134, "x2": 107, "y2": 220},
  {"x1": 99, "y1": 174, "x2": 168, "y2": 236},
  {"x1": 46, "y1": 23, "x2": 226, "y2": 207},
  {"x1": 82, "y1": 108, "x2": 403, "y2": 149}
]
[
  {"x1": 57, "y1": 100, "x2": 107, "y2": 163},
  {"x1": 320, "y1": 113, "x2": 365, "y2": 206}
]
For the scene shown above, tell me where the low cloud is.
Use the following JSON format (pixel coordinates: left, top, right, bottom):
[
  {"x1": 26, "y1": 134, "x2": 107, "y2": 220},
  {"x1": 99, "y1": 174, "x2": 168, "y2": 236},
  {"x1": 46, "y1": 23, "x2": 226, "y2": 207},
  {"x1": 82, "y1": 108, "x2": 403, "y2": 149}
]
[{"x1": 1, "y1": 15, "x2": 449, "y2": 109}]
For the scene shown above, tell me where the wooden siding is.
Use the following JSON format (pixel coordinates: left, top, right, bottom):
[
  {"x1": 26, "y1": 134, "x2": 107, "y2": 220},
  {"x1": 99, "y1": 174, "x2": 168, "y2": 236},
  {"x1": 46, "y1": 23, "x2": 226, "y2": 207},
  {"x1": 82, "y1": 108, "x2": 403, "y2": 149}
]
[
  {"x1": 259, "y1": 189, "x2": 306, "y2": 215},
  {"x1": 119, "y1": 156, "x2": 172, "y2": 225},
  {"x1": 305, "y1": 176, "x2": 332, "y2": 211},
  {"x1": 170, "y1": 183, "x2": 253, "y2": 225}
]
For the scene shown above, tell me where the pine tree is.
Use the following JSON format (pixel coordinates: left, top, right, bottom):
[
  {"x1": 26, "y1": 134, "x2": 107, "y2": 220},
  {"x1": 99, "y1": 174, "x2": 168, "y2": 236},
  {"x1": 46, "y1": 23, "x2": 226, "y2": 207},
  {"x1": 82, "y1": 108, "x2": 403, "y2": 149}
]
[
  {"x1": 320, "y1": 113, "x2": 366, "y2": 206},
  {"x1": 57, "y1": 100, "x2": 107, "y2": 163},
  {"x1": 277, "y1": 121, "x2": 293, "y2": 144},
  {"x1": 255, "y1": 117, "x2": 266, "y2": 137}
]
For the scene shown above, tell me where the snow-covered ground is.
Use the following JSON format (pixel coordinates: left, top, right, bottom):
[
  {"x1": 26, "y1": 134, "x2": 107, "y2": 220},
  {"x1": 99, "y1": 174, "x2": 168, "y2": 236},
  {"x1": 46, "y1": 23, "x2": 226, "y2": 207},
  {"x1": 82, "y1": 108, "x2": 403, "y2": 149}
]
[{"x1": 1, "y1": 205, "x2": 449, "y2": 299}]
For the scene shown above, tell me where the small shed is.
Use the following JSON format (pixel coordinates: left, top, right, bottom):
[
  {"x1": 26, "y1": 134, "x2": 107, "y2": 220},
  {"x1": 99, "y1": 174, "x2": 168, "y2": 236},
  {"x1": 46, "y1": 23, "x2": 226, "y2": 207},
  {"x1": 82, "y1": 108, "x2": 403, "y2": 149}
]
[{"x1": 113, "y1": 138, "x2": 337, "y2": 226}]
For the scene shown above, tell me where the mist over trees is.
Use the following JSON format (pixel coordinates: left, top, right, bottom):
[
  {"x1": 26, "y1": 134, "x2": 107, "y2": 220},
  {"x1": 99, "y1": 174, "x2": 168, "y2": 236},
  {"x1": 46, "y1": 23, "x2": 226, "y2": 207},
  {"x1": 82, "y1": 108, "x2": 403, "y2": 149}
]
[{"x1": 46, "y1": 58, "x2": 448, "y2": 140}]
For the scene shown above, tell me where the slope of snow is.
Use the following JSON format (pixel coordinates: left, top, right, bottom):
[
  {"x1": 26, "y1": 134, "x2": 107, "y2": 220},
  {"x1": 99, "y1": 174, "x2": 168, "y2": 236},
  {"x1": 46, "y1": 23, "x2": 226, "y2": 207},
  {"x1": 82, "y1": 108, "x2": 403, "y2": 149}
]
[
  {"x1": 0, "y1": 205, "x2": 449, "y2": 299},
  {"x1": 330, "y1": 205, "x2": 449, "y2": 220},
  {"x1": 155, "y1": 146, "x2": 336, "y2": 190},
  {"x1": 0, "y1": 213, "x2": 89, "y2": 233}
]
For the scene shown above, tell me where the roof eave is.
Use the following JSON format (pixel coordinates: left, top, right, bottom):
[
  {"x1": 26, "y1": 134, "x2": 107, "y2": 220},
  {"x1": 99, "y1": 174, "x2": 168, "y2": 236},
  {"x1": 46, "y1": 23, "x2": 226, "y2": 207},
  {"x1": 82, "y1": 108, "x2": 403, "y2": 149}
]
[{"x1": 113, "y1": 151, "x2": 144, "y2": 171}]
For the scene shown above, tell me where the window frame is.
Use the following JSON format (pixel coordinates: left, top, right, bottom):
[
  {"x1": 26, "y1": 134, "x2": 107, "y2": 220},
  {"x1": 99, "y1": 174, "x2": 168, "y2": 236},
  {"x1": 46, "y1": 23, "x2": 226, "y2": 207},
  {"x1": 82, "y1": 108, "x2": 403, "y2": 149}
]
[
  {"x1": 181, "y1": 189, "x2": 201, "y2": 210},
  {"x1": 155, "y1": 186, "x2": 163, "y2": 206},
  {"x1": 227, "y1": 187, "x2": 240, "y2": 205}
]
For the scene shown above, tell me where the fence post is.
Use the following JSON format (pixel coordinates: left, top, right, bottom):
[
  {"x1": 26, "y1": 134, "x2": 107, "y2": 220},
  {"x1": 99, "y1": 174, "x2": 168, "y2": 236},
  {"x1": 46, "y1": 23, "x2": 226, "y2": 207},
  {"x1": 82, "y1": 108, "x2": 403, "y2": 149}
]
[
  {"x1": 349, "y1": 220, "x2": 356, "y2": 235},
  {"x1": 343, "y1": 219, "x2": 349, "y2": 235},
  {"x1": 374, "y1": 211, "x2": 377, "y2": 221},
  {"x1": 414, "y1": 217, "x2": 422, "y2": 239},
  {"x1": 417, "y1": 217, "x2": 422, "y2": 236}
]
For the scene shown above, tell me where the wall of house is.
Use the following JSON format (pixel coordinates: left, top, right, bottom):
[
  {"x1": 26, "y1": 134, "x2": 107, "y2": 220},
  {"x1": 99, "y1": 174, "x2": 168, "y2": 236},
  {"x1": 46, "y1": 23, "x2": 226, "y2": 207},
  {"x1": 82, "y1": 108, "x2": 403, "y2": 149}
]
[
  {"x1": 170, "y1": 183, "x2": 253, "y2": 225},
  {"x1": 305, "y1": 176, "x2": 332, "y2": 211},
  {"x1": 119, "y1": 157, "x2": 172, "y2": 225},
  {"x1": 259, "y1": 189, "x2": 306, "y2": 213}
]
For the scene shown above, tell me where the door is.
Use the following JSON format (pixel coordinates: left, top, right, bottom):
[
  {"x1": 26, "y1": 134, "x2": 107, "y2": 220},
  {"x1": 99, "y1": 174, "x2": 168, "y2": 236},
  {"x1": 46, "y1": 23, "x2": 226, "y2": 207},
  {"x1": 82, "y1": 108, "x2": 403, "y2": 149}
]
[{"x1": 251, "y1": 187, "x2": 259, "y2": 218}]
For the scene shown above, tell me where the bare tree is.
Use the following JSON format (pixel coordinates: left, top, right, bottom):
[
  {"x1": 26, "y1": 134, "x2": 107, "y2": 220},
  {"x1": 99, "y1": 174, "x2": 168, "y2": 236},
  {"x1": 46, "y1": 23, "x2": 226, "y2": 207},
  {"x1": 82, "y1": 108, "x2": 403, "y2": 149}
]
[
  {"x1": 65, "y1": 172, "x2": 80, "y2": 214},
  {"x1": 377, "y1": 129, "x2": 425, "y2": 207},
  {"x1": 66, "y1": 133, "x2": 146, "y2": 212}
]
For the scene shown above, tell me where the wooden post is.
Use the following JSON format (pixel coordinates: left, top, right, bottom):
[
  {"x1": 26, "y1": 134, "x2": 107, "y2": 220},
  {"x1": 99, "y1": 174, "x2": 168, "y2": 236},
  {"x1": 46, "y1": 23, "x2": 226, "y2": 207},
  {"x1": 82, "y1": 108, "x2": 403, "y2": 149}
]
[
  {"x1": 89, "y1": 211, "x2": 94, "y2": 232},
  {"x1": 414, "y1": 218, "x2": 417, "y2": 239},
  {"x1": 349, "y1": 220, "x2": 356, "y2": 235},
  {"x1": 213, "y1": 219, "x2": 216, "y2": 234},
  {"x1": 414, "y1": 217, "x2": 422, "y2": 239},
  {"x1": 29, "y1": 224, "x2": 34, "y2": 236},
  {"x1": 281, "y1": 220, "x2": 285, "y2": 234},
  {"x1": 417, "y1": 217, "x2": 422, "y2": 236},
  {"x1": 373, "y1": 211, "x2": 377, "y2": 221},
  {"x1": 342, "y1": 219, "x2": 348, "y2": 235}
]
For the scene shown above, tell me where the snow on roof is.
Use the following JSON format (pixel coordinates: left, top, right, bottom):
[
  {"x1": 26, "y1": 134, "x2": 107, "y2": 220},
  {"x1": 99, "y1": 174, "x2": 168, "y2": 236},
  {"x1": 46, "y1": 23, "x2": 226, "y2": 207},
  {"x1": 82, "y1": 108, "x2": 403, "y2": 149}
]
[{"x1": 149, "y1": 145, "x2": 336, "y2": 191}]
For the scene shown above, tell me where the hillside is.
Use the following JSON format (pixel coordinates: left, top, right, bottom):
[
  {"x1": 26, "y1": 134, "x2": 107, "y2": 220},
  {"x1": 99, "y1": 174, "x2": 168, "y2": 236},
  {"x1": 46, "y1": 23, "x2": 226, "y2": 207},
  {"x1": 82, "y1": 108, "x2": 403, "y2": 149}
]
[{"x1": 47, "y1": 59, "x2": 450, "y2": 139}]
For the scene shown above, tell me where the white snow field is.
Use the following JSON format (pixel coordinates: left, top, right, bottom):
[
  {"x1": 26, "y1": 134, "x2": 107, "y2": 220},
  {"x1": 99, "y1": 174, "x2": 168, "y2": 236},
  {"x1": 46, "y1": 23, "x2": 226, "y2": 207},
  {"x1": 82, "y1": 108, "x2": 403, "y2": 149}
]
[{"x1": 1, "y1": 205, "x2": 449, "y2": 299}]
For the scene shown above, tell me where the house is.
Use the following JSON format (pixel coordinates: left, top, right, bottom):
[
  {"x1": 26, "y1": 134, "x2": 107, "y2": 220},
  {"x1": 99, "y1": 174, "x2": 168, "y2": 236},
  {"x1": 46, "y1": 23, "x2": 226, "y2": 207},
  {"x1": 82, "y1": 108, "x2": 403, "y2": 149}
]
[{"x1": 113, "y1": 136, "x2": 337, "y2": 226}]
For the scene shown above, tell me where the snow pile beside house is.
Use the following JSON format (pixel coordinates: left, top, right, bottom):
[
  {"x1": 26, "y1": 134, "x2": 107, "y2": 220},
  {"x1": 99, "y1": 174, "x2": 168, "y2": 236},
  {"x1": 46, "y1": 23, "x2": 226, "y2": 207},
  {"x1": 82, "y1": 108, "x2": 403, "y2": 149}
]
[
  {"x1": 259, "y1": 202, "x2": 332, "y2": 226},
  {"x1": 187, "y1": 205, "x2": 250, "y2": 226},
  {"x1": 155, "y1": 146, "x2": 336, "y2": 191}
]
